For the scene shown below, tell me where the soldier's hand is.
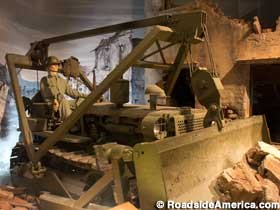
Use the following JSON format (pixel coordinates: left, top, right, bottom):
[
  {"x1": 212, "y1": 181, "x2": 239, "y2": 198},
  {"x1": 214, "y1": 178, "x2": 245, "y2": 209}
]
[{"x1": 53, "y1": 99, "x2": 59, "y2": 112}]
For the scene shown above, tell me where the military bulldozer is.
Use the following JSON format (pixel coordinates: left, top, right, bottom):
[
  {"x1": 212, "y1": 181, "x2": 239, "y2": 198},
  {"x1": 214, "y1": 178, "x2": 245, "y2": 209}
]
[{"x1": 6, "y1": 11, "x2": 270, "y2": 210}]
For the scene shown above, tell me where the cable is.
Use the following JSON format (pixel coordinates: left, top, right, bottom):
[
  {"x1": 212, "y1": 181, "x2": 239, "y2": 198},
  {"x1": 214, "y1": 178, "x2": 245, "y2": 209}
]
[{"x1": 202, "y1": 23, "x2": 217, "y2": 76}]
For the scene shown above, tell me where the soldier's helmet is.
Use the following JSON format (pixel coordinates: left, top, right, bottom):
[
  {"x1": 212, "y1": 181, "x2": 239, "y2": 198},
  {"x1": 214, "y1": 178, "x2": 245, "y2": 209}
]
[{"x1": 47, "y1": 56, "x2": 61, "y2": 66}]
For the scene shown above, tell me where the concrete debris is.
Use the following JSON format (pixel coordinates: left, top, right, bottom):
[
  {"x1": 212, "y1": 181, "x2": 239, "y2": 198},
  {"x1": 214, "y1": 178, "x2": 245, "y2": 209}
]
[
  {"x1": 215, "y1": 141, "x2": 280, "y2": 204},
  {"x1": 215, "y1": 161, "x2": 263, "y2": 202},
  {"x1": 262, "y1": 28, "x2": 273, "y2": 33},
  {"x1": 0, "y1": 186, "x2": 38, "y2": 210},
  {"x1": 276, "y1": 17, "x2": 280, "y2": 31},
  {"x1": 223, "y1": 106, "x2": 239, "y2": 120},
  {"x1": 253, "y1": 16, "x2": 262, "y2": 34},
  {"x1": 259, "y1": 154, "x2": 280, "y2": 187},
  {"x1": 246, "y1": 147, "x2": 267, "y2": 167},
  {"x1": 262, "y1": 179, "x2": 280, "y2": 203},
  {"x1": 246, "y1": 141, "x2": 280, "y2": 167}
]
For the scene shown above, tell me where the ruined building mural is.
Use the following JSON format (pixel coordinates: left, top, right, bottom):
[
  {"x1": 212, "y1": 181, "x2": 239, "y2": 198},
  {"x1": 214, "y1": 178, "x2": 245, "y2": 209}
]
[
  {"x1": 0, "y1": 64, "x2": 9, "y2": 135},
  {"x1": 93, "y1": 31, "x2": 133, "y2": 101}
]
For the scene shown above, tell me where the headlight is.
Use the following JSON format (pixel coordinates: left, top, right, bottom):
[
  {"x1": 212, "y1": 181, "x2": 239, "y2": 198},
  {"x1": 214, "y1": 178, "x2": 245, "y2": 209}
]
[{"x1": 142, "y1": 116, "x2": 168, "y2": 141}]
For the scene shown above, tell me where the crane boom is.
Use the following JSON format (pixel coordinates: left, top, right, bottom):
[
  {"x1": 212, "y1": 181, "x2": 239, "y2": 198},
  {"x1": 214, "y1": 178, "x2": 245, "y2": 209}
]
[{"x1": 37, "y1": 11, "x2": 206, "y2": 45}]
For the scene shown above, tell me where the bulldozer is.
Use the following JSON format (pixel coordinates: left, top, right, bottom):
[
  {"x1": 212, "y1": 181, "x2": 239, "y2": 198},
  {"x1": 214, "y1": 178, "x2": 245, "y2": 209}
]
[{"x1": 5, "y1": 10, "x2": 270, "y2": 210}]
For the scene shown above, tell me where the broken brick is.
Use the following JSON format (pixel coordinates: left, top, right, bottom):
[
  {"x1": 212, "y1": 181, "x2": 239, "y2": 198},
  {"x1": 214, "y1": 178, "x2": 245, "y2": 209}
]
[
  {"x1": 215, "y1": 161, "x2": 263, "y2": 202},
  {"x1": 259, "y1": 154, "x2": 280, "y2": 187},
  {"x1": 11, "y1": 197, "x2": 29, "y2": 205},
  {"x1": 0, "y1": 201, "x2": 12, "y2": 210},
  {"x1": 262, "y1": 179, "x2": 280, "y2": 203},
  {"x1": 0, "y1": 189, "x2": 14, "y2": 200},
  {"x1": 11, "y1": 208, "x2": 28, "y2": 210},
  {"x1": 109, "y1": 202, "x2": 138, "y2": 210},
  {"x1": 0, "y1": 186, "x2": 26, "y2": 196}
]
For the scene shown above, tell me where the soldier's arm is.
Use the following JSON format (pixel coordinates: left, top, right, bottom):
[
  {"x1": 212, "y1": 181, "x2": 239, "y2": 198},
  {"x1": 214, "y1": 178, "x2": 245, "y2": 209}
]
[{"x1": 65, "y1": 83, "x2": 87, "y2": 99}]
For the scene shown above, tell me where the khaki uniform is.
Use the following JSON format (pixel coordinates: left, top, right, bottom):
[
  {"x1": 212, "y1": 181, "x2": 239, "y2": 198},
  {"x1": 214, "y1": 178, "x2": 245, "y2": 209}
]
[{"x1": 40, "y1": 74, "x2": 86, "y2": 121}]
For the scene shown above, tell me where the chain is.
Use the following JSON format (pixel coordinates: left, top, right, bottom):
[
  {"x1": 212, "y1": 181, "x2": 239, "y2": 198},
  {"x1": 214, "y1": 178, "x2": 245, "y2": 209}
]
[{"x1": 31, "y1": 162, "x2": 47, "y2": 178}]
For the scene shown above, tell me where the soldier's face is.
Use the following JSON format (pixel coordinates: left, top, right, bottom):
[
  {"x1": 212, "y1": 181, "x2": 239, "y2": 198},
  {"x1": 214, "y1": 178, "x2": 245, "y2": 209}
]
[{"x1": 48, "y1": 64, "x2": 59, "y2": 74}]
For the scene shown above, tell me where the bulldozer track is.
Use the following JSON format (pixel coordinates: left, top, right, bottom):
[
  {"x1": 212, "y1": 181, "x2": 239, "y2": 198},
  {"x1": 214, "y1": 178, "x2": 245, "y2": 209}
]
[
  {"x1": 48, "y1": 148, "x2": 98, "y2": 170},
  {"x1": 10, "y1": 143, "x2": 99, "y2": 173}
]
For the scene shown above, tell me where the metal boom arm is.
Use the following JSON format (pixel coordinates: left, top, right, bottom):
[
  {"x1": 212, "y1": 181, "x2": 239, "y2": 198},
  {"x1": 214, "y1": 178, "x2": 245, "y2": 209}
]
[{"x1": 35, "y1": 11, "x2": 206, "y2": 46}]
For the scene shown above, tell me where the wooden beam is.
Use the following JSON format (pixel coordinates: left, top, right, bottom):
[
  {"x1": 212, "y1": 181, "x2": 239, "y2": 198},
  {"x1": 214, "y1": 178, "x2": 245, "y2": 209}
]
[
  {"x1": 5, "y1": 54, "x2": 36, "y2": 162},
  {"x1": 111, "y1": 158, "x2": 126, "y2": 204},
  {"x1": 133, "y1": 61, "x2": 172, "y2": 71},
  {"x1": 73, "y1": 170, "x2": 113, "y2": 208}
]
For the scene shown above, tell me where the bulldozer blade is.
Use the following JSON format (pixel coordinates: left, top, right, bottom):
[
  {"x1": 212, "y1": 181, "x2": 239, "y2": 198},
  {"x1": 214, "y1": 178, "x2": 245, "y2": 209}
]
[{"x1": 133, "y1": 115, "x2": 270, "y2": 210}]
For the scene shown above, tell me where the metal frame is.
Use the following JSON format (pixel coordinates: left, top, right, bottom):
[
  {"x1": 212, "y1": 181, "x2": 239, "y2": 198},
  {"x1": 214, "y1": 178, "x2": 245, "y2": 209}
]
[{"x1": 6, "y1": 11, "x2": 207, "y2": 166}]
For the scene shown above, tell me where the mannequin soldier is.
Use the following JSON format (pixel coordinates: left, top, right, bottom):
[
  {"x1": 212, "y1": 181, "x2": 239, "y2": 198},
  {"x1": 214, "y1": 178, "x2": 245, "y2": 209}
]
[{"x1": 40, "y1": 56, "x2": 87, "y2": 121}]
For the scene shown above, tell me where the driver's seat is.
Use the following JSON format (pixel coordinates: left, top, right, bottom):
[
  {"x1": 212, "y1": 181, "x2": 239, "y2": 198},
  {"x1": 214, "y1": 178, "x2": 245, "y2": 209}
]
[{"x1": 23, "y1": 92, "x2": 59, "y2": 131}]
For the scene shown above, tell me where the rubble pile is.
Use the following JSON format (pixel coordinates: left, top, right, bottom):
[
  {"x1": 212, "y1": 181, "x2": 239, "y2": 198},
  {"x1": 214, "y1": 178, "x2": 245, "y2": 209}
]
[
  {"x1": 109, "y1": 202, "x2": 138, "y2": 210},
  {"x1": 0, "y1": 186, "x2": 38, "y2": 210},
  {"x1": 215, "y1": 142, "x2": 280, "y2": 204},
  {"x1": 223, "y1": 105, "x2": 239, "y2": 120}
]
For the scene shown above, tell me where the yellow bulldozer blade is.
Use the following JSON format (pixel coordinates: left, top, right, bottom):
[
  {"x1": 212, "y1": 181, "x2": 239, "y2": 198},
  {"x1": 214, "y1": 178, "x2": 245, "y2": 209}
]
[{"x1": 133, "y1": 115, "x2": 270, "y2": 210}]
